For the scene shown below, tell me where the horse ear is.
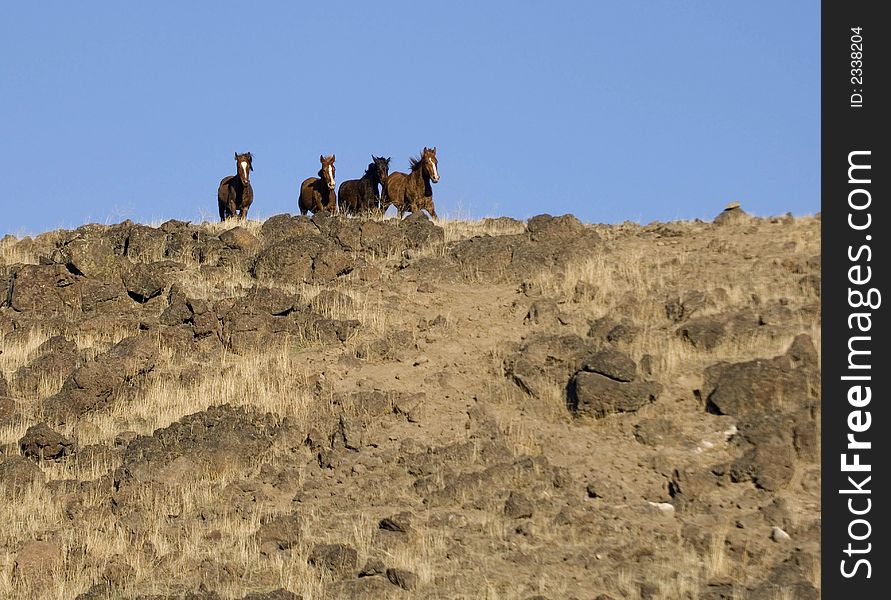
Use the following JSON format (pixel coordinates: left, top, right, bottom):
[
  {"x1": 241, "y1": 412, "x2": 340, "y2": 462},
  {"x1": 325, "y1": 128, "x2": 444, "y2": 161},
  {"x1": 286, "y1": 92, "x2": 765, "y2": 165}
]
[
  {"x1": 319, "y1": 154, "x2": 324, "y2": 163},
  {"x1": 386, "y1": 157, "x2": 391, "y2": 164},
  {"x1": 431, "y1": 147, "x2": 436, "y2": 154},
  {"x1": 234, "y1": 152, "x2": 238, "y2": 160},
  {"x1": 331, "y1": 154, "x2": 335, "y2": 162}
]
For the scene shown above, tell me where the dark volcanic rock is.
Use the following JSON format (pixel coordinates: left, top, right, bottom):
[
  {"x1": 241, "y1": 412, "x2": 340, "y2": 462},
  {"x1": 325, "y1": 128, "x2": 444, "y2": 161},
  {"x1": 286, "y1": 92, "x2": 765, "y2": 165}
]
[
  {"x1": 386, "y1": 567, "x2": 419, "y2": 590},
  {"x1": 568, "y1": 372, "x2": 661, "y2": 418},
  {"x1": 61, "y1": 235, "x2": 124, "y2": 279},
  {"x1": 704, "y1": 334, "x2": 818, "y2": 417},
  {"x1": 0, "y1": 396, "x2": 18, "y2": 423},
  {"x1": 677, "y1": 317, "x2": 726, "y2": 350},
  {"x1": 526, "y1": 214, "x2": 585, "y2": 242},
  {"x1": 122, "y1": 263, "x2": 165, "y2": 303},
  {"x1": 260, "y1": 214, "x2": 319, "y2": 242},
  {"x1": 9, "y1": 264, "x2": 82, "y2": 315},
  {"x1": 19, "y1": 422, "x2": 77, "y2": 461},
  {"x1": 581, "y1": 349, "x2": 637, "y2": 382},
  {"x1": 256, "y1": 513, "x2": 303, "y2": 552},
  {"x1": 219, "y1": 226, "x2": 259, "y2": 252},
  {"x1": 42, "y1": 334, "x2": 158, "y2": 421},
  {"x1": 0, "y1": 455, "x2": 45, "y2": 492},
  {"x1": 116, "y1": 404, "x2": 280, "y2": 485},
  {"x1": 240, "y1": 590, "x2": 303, "y2": 600},
  {"x1": 308, "y1": 543, "x2": 358, "y2": 576}
]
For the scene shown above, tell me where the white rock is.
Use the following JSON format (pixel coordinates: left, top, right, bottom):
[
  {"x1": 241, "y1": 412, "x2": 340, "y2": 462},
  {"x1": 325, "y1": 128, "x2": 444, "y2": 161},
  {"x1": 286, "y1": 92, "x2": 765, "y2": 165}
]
[
  {"x1": 771, "y1": 526, "x2": 791, "y2": 542},
  {"x1": 648, "y1": 501, "x2": 676, "y2": 517}
]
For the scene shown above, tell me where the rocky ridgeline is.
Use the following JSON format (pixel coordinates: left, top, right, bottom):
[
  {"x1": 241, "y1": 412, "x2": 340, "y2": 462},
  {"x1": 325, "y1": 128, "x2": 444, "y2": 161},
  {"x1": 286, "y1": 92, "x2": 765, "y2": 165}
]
[{"x1": 0, "y1": 209, "x2": 822, "y2": 599}]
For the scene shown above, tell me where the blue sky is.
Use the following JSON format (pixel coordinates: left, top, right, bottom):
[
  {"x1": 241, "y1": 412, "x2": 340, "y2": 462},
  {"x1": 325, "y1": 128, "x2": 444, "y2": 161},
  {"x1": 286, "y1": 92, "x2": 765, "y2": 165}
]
[{"x1": 1, "y1": 2, "x2": 819, "y2": 235}]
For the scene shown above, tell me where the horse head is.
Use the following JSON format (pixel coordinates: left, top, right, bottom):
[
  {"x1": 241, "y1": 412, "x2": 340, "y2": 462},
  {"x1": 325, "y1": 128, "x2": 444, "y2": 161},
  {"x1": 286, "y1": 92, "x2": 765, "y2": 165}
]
[
  {"x1": 372, "y1": 155, "x2": 391, "y2": 184},
  {"x1": 235, "y1": 152, "x2": 253, "y2": 186},
  {"x1": 422, "y1": 147, "x2": 439, "y2": 183},
  {"x1": 319, "y1": 154, "x2": 336, "y2": 190}
]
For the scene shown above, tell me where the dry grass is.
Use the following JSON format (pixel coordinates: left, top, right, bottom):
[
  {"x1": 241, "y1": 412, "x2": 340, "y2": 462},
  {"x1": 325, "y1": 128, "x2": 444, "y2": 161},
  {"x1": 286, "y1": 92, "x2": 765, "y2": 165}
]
[{"x1": 0, "y1": 214, "x2": 822, "y2": 599}]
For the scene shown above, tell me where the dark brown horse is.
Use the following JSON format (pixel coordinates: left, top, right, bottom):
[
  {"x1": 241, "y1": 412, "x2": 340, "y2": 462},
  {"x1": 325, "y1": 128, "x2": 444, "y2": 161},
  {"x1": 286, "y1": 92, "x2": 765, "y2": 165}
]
[
  {"x1": 338, "y1": 155, "x2": 390, "y2": 217},
  {"x1": 299, "y1": 155, "x2": 337, "y2": 215},
  {"x1": 382, "y1": 147, "x2": 439, "y2": 219},
  {"x1": 217, "y1": 152, "x2": 254, "y2": 221}
]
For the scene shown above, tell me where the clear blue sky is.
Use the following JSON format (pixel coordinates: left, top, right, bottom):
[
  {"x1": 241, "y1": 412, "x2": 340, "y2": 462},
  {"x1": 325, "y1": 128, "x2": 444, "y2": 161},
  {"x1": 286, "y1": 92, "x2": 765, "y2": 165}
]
[{"x1": 1, "y1": 2, "x2": 819, "y2": 236}]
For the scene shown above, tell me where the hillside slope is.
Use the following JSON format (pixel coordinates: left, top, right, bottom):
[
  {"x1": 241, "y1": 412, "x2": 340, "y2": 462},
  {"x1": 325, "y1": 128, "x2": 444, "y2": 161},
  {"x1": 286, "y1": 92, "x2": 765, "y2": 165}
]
[{"x1": 0, "y1": 209, "x2": 821, "y2": 599}]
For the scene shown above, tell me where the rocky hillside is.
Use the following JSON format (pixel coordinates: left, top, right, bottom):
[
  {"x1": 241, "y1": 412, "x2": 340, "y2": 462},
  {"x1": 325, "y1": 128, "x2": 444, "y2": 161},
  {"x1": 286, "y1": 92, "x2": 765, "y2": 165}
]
[{"x1": 0, "y1": 208, "x2": 821, "y2": 599}]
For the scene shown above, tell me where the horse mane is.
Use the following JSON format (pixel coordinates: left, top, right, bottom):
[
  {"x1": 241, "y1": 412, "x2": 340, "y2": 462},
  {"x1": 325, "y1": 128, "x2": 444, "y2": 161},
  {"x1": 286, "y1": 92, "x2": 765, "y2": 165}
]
[{"x1": 409, "y1": 156, "x2": 423, "y2": 172}]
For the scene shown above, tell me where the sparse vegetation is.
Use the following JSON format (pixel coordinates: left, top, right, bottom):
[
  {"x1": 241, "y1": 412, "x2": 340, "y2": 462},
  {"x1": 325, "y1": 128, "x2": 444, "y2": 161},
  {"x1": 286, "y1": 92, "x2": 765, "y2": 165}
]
[{"x1": 0, "y1": 209, "x2": 820, "y2": 599}]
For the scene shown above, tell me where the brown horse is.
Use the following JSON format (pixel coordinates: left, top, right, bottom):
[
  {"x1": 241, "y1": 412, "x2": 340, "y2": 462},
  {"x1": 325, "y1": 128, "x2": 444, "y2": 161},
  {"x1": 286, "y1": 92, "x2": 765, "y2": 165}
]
[
  {"x1": 299, "y1": 155, "x2": 337, "y2": 215},
  {"x1": 382, "y1": 147, "x2": 439, "y2": 219},
  {"x1": 217, "y1": 152, "x2": 254, "y2": 221}
]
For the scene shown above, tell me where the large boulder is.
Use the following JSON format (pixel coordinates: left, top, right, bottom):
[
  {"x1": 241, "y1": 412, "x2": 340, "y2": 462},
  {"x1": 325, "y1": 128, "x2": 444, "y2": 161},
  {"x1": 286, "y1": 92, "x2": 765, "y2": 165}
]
[
  {"x1": 115, "y1": 404, "x2": 280, "y2": 486},
  {"x1": 60, "y1": 235, "x2": 124, "y2": 280},
  {"x1": 703, "y1": 334, "x2": 819, "y2": 417},
  {"x1": 8, "y1": 264, "x2": 82, "y2": 315},
  {"x1": 19, "y1": 422, "x2": 77, "y2": 461},
  {"x1": 41, "y1": 334, "x2": 158, "y2": 421},
  {"x1": 568, "y1": 371, "x2": 661, "y2": 418}
]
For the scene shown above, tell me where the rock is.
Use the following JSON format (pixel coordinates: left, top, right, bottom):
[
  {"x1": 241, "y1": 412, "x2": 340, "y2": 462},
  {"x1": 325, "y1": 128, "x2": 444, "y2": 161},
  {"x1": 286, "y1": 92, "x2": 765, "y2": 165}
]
[
  {"x1": 61, "y1": 235, "x2": 123, "y2": 279},
  {"x1": 219, "y1": 226, "x2": 259, "y2": 252},
  {"x1": 677, "y1": 317, "x2": 725, "y2": 350},
  {"x1": 713, "y1": 206, "x2": 750, "y2": 226},
  {"x1": 359, "y1": 557, "x2": 386, "y2": 577},
  {"x1": 122, "y1": 263, "x2": 165, "y2": 303},
  {"x1": 19, "y1": 422, "x2": 76, "y2": 460},
  {"x1": 9, "y1": 264, "x2": 82, "y2": 315},
  {"x1": 260, "y1": 214, "x2": 318, "y2": 242},
  {"x1": 770, "y1": 526, "x2": 791, "y2": 542},
  {"x1": 115, "y1": 405, "x2": 279, "y2": 486},
  {"x1": 526, "y1": 214, "x2": 585, "y2": 241},
  {"x1": 704, "y1": 335, "x2": 818, "y2": 417},
  {"x1": 0, "y1": 455, "x2": 45, "y2": 493},
  {"x1": 379, "y1": 512, "x2": 414, "y2": 533},
  {"x1": 42, "y1": 334, "x2": 159, "y2": 421},
  {"x1": 386, "y1": 567, "x2": 419, "y2": 591},
  {"x1": 0, "y1": 395, "x2": 19, "y2": 423},
  {"x1": 256, "y1": 513, "x2": 302, "y2": 551},
  {"x1": 253, "y1": 235, "x2": 328, "y2": 283},
  {"x1": 308, "y1": 543, "x2": 358, "y2": 576},
  {"x1": 581, "y1": 348, "x2": 637, "y2": 382},
  {"x1": 504, "y1": 491, "x2": 534, "y2": 519},
  {"x1": 400, "y1": 214, "x2": 445, "y2": 249},
  {"x1": 125, "y1": 223, "x2": 168, "y2": 262},
  {"x1": 568, "y1": 371, "x2": 660, "y2": 418},
  {"x1": 665, "y1": 290, "x2": 710, "y2": 323},
  {"x1": 239, "y1": 590, "x2": 303, "y2": 600}
]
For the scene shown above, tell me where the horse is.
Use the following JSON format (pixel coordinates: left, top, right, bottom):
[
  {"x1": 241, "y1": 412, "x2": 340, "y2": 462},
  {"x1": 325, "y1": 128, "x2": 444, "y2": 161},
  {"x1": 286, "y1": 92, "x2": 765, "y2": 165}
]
[
  {"x1": 382, "y1": 147, "x2": 439, "y2": 219},
  {"x1": 299, "y1": 155, "x2": 337, "y2": 215},
  {"x1": 338, "y1": 156, "x2": 390, "y2": 217},
  {"x1": 217, "y1": 152, "x2": 254, "y2": 221}
]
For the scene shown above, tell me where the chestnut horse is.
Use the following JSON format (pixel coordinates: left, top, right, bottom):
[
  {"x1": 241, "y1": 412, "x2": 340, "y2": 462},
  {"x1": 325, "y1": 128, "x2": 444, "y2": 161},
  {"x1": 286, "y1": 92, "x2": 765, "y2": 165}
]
[
  {"x1": 217, "y1": 152, "x2": 254, "y2": 221},
  {"x1": 338, "y1": 156, "x2": 390, "y2": 217},
  {"x1": 299, "y1": 155, "x2": 337, "y2": 215},
  {"x1": 382, "y1": 147, "x2": 439, "y2": 219}
]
